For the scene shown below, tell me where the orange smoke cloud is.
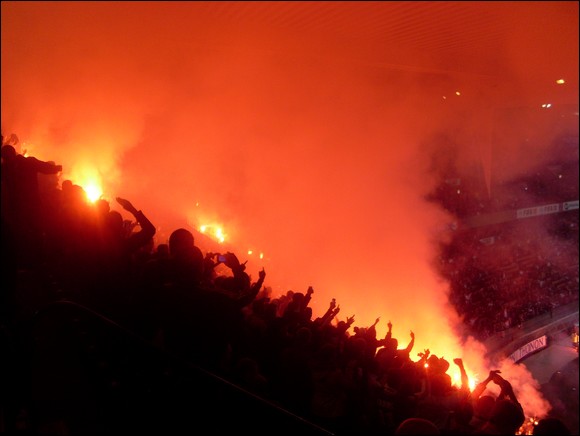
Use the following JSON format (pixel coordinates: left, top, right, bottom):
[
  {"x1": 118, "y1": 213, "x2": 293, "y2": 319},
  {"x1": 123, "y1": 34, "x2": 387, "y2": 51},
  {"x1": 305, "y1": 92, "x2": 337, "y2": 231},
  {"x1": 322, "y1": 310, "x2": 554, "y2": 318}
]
[{"x1": 2, "y1": 1, "x2": 577, "y2": 424}]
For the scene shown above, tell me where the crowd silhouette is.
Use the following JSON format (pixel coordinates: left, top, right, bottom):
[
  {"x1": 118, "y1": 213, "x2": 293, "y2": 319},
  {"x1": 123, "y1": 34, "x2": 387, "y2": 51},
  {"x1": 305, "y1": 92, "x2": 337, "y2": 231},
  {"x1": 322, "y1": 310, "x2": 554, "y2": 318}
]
[{"x1": 1, "y1": 134, "x2": 576, "y2": 435}]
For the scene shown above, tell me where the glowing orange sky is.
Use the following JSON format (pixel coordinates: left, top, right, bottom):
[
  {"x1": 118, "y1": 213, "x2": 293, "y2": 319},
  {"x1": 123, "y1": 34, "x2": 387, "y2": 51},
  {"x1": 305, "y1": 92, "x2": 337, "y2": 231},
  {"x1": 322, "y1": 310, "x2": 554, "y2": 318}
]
[{"x1": 2, "y1": 1, "x2": 578, "y2": 418}]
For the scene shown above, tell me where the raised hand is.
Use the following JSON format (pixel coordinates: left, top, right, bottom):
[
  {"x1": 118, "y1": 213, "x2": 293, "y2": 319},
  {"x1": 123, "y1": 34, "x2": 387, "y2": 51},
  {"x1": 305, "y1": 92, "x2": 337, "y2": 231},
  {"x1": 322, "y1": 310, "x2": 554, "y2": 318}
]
[{"x1": 116, "y1": 197, "x2": 137, "y2": 214}]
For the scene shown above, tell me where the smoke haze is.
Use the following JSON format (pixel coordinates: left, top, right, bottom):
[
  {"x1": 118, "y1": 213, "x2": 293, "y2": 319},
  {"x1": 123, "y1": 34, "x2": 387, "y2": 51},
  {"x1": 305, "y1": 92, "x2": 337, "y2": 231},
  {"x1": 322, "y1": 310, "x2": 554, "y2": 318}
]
[{"x1": 2, "y1": 1, "x2": 578, "y2": 419}]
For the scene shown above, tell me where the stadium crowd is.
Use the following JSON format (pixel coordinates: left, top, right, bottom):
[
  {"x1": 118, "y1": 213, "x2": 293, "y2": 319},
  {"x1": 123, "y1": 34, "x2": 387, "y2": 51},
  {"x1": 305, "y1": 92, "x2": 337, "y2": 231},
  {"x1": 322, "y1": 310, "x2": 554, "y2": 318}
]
[{"x1": 1, "y1": 135, "x2": 577, "y2": 435}]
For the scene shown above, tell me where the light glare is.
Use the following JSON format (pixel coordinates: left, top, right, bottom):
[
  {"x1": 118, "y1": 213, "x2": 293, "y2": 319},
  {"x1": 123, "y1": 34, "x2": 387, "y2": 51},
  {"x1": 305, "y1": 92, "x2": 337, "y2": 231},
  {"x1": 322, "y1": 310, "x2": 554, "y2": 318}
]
[{"x1": 84, "y1": 183, "x2": 102, "y2": 203}]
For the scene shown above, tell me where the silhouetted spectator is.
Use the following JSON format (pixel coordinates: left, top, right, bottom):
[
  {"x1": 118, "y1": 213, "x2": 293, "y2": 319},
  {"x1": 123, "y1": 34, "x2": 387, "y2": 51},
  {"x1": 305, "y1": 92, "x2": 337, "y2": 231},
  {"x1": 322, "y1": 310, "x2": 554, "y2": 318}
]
[
  {"x1": 313, "y1": 298, "x2": 341, "y2": 329},
  {"x1": 375, "y1": 322, "x2": 415, "y2": 373},
  {"x1": 89, "y1": 197, "x2": 156, "y2": 320},
  {"x1": 167, "y1": 227, "x2": 205, "y2": 287},
  {"x1": 282, "y1": 286, "x2": 315, "y2": 331},
  {"x1": 473, "y1": 372, "x2": 525, "y2": 435},
  {"x1": 212, "y1": 252, "x2": 266, "y2": 308},
  {"x1": 470, "y1": 394, "x2": 497, "y2": 432},
  {"x1": 1, "y1": 142, "x2": 62, "y2": 268},
  {"x1": 133, "y1": 228, "x2": 203, "y2": 340},
  {"x1": 94, "y1": 197, "x2": 156, "y2": 276}
]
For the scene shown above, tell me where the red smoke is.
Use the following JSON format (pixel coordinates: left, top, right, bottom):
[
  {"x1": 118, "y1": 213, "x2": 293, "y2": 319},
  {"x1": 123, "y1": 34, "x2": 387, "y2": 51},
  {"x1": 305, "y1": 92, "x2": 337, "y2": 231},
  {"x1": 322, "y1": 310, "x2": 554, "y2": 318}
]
[{"x1": 2, "y1": 1, "x2": 577, "y2": 422}]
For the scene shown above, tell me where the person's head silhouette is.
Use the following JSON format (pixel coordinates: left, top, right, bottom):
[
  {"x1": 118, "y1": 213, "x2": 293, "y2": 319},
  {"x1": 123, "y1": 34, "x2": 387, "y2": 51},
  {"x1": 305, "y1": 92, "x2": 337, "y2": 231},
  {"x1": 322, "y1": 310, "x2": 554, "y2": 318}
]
[
  {"x1": 169, "y1": 228, "x2": 196, "y2": 259},
  {"x1": 1, "y1": 144, "x2": 16, "y2": 160}
]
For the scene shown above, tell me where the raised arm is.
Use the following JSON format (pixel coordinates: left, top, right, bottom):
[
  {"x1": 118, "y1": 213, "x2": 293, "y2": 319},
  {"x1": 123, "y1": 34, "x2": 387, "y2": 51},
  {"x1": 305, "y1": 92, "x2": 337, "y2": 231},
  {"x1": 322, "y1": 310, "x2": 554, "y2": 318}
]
[
  {"x1": 404, "y1": 330, "x2": 415, "y2": 354},
  {"x1": 302, "y1": 286, "x2": 314, "y2": 311},
  {"x1": 453, "y1": 357, "x2": 470, "y2": 393},
  {"x1": 492, "y1": 372, "x2": 521, "y2": 407},
  {"x1": 238, "y1": 268, "x2": 266, "y2": 307},
  {"x1": 385, "y1": 320, "x2": 393, "y2": 341},
  {"x1": 471, "y1": 370, "x2": 500, "y2": 401},
  {"x1": 116, "y1": 197, "x2": 156, "y2": 249},
  {"x1": 316, "y1": 298, "x2": 338, "y2": 327}
]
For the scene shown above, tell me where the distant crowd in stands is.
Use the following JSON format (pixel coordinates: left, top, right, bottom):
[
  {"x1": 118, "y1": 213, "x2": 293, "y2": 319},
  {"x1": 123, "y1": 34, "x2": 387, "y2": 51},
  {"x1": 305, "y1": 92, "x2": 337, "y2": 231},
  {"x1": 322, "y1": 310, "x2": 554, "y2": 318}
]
[
  {"x1": 427, "y1": 134, "x2": 579, "y2": 341},
  {"x1": 1, "y1": 134, "x2": 575, "y2": 435},
  {"x1": 437, "y1": 214, "x2": 578, "y2": 341}
]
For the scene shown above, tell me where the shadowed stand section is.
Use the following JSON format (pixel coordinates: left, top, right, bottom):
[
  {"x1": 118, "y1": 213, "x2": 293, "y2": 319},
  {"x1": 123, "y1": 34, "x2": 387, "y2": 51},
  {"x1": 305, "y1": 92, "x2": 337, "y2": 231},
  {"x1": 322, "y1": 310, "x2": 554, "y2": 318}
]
[{"x1": 27, "y1": 301, "x2": 335, "y2": 436}]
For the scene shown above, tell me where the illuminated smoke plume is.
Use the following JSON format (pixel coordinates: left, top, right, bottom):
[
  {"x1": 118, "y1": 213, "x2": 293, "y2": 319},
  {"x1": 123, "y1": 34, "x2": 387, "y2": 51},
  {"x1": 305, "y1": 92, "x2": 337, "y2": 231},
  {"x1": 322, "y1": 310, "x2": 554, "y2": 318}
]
[{"x1": 2, "y1": 1, "x2": 577, "y2": 422}]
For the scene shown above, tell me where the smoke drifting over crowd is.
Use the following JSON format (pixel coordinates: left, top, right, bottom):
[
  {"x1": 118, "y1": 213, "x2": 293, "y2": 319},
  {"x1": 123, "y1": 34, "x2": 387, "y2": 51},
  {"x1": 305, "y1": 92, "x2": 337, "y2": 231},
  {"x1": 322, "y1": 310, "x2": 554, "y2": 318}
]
[{"x1": 2, "y1": 2, "x2": 578, "y2": 421}]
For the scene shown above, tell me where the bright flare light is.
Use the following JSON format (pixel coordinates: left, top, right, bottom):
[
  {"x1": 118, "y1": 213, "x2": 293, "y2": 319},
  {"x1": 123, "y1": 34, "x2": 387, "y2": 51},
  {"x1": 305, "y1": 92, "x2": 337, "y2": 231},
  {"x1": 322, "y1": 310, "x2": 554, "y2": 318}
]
[
  {"x1": 84, "y1": 183, "x2": 103, "y2": 203},
  {"x1": 556, "y1": 79, "x2": 565, "y2": 84},
  {"x1": 468, "y1": 377, "x2": 477, "y2": 392},
  {"x1": 69, "y1": 167, "x2": 103, "y2": 203},
  {"x1": 447, "y1": 363, "x2": 478, "y2": 391},
  {"x1": 199, "y1": 224, "x2": 227, "y2": 243}
]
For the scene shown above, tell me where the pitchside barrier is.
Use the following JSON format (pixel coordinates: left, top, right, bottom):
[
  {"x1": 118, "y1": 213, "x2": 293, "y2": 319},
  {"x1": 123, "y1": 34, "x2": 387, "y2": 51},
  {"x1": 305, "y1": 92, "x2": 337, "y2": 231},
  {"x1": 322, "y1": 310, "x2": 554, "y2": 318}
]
[{"x1": 483, "y1": 301, "x2": 579, "y2": 363}]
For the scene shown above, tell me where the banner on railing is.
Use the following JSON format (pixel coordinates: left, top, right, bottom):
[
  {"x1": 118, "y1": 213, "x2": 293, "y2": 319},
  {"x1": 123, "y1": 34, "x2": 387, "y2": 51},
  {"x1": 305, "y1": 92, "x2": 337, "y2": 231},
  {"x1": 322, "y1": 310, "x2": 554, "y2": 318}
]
[
  {"x1": 517, "y1": 200, "x2": 579, "y2": 219},
  {"x1": 516, "y1": 204, "x2": 560, "y2": 219},
  {"x1": 508, "y1": 335, "x2": 548, "y2": 362}
]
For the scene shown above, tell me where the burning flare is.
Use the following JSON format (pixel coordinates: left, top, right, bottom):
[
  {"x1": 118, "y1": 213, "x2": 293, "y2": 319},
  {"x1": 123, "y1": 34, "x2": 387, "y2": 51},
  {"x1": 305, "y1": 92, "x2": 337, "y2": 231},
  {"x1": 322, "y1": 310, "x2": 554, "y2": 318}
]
[{"x1": 199, "y1": 224, "x2": 227, "y2": 244}]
